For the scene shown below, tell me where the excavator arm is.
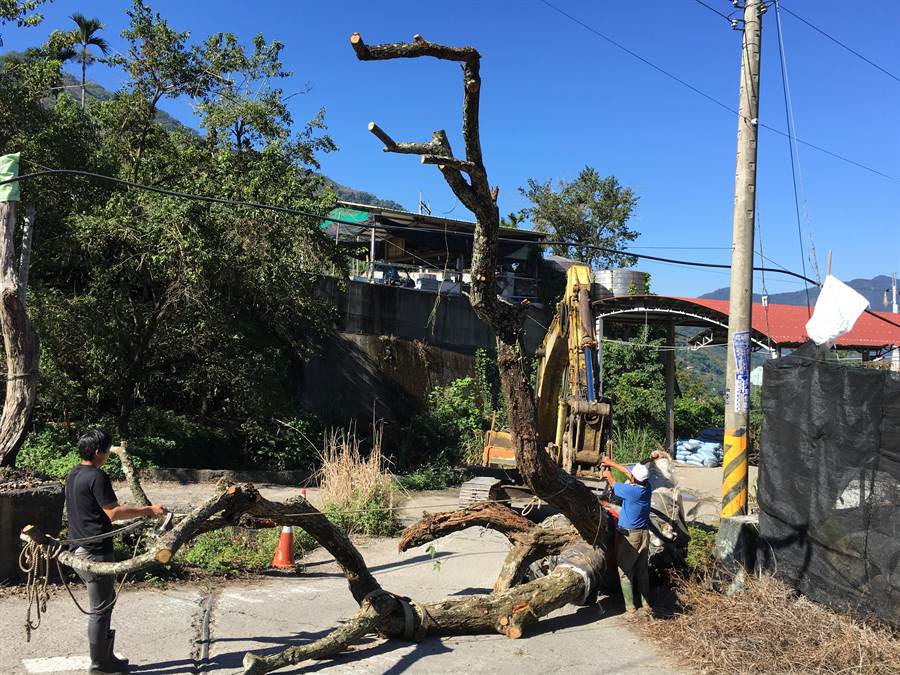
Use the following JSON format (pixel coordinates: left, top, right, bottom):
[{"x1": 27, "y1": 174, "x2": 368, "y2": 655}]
[{"x1": 483, "y1": 264, "x2": 611, "y2": 476}]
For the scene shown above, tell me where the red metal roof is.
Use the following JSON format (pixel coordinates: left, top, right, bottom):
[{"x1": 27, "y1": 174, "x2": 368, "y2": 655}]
[{"x1": 676, "y1": 297, "x2": 900, "y2": 348}]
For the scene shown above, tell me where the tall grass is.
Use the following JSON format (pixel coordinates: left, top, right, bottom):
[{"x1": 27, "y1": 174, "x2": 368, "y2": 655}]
[{"x1": 319, "y1": 425, "x2": 399, "y2": 536}]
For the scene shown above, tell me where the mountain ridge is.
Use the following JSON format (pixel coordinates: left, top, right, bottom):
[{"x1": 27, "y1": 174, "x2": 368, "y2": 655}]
[{"x1": 699, "y1": 274, "x2": 895, "y2": 310}]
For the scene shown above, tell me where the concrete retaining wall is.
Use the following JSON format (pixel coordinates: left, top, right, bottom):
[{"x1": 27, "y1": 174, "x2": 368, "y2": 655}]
[
  {"x1": 302, "y1": 279, "x2": 551, "y2": 425},
  {"x1": 0, "y1": 483, "x2": 65, "y2": 583}
]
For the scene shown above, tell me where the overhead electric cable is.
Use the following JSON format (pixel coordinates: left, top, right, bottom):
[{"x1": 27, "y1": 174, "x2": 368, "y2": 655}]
[
  {"x1": 4, "y1": 166, "x2": 900, "y2": 330},
  {"x1": 689, "y1": 0, "x2": 733, "y2": 22},
  {"x1": 774, "y1": 0, "x2": 812, "y2": 315},
  {"x1": 536, "y1": 0, "x2": 898, "y2": 182},
  {"x1": 779, "y1": 4, "x2": 900, "y2": 84}
]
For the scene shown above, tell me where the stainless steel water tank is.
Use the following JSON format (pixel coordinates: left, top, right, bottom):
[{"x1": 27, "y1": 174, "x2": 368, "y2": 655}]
[{"x1": 591, "y1": 269, "x2": 648, "y2": 300}]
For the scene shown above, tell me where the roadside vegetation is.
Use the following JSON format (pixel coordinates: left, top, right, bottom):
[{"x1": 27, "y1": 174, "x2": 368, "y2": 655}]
[
  {"x1": 2, "y1": 1, "x2": 342, "y2": 471},
  {"x1": 633, "y1": 573, "x2": 900, "y2": 675},
  {"x1": 319, "y1": 426, "x2": 400, "y2": 536}
]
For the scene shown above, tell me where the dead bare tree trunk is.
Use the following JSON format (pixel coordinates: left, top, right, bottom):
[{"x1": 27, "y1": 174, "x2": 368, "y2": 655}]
[
  {"x1": 0, "y1": 202, "x2": 39, "y2": 467},
  {"x1": 351, "y1": 33, "x2": 607, "y2": 544}
]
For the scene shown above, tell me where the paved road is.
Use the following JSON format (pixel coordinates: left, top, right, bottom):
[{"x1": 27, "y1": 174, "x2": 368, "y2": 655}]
[
  {"x1": 1, "y1": 467, "x2": 734, "y2": 674},
  {"x1": 3, "y1": 528, "x2": 682, "y2": 674}
]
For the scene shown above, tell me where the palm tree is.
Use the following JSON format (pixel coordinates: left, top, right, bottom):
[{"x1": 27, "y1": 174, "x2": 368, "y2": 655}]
[{"x1": 70, "y1": 13, "x2": 109, "y2": 111}]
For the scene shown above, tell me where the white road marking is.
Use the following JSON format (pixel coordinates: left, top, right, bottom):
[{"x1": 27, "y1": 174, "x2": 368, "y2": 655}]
[{"x1": 22, "y1": 655, "x2": 90, "y2": 673}]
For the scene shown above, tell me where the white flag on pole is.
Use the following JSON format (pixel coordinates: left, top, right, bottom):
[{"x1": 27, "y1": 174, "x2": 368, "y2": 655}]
[{"x1": 805, "y1": 275, "x2": 870, "y2": 346}]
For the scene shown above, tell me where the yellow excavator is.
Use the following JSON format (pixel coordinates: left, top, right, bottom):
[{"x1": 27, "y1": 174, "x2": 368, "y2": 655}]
[
  {"x1": 459, "y1": 263, "x2": 613, "y2": 505},
  {"x1": 459, "y1": 263, "x2": 690, "y2": 570}
]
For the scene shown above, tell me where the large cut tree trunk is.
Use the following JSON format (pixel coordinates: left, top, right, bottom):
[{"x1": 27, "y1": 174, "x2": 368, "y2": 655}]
[
  {"x1": 351, "y1": 34, "x2": 607, "y2": 544},
  {"x1": 0, "y1": 202, "x2": 38, "y2": 467}
]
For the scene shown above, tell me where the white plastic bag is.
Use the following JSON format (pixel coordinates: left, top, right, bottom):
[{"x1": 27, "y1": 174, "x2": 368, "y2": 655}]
[{"x1": 805, "y1": 275, "x2": 869, "y2": 346}]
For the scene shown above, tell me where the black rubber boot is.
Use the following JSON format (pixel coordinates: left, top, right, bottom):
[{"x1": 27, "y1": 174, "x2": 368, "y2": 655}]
[
  {"x1": 106, "y1": 630, "x2": 130, "y2": 670},
  {"x1": 87, "y1": 635, "x2": 127, "y2": 674}
]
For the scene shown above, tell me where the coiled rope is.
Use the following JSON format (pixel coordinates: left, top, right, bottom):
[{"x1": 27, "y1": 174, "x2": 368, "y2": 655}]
[{"x1": 18, "y1": 522, "x2": 148, "y2": 641}]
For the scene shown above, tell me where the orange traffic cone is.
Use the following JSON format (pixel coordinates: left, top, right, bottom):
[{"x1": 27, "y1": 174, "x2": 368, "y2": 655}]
[{"x1": 271, "y1": 525, "x2": 295, "y2": 569}]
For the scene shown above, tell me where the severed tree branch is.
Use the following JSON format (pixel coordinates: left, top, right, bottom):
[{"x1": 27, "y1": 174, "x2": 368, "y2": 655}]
[
  {"x1": 398, "y1": 501, "x2": 535, "y2": 552},
  {"x1": 110, "y1": 443, "x2": 151, "y2": 507}
]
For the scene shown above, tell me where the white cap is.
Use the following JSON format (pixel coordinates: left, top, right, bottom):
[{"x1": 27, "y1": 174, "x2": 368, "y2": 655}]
[{"x1": 631, "y1": 463, "x2": 649, "y2": 483}]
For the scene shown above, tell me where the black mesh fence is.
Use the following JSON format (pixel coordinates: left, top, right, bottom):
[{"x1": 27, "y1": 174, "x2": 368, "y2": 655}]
[{"x1": 757, "y1": 343, "x2": 899, "y2": 627}]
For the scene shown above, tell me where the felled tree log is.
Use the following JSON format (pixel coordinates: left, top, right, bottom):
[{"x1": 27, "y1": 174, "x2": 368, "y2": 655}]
[
  {"x1": 398, "y1": 501, "x2": 535, "y2": 552},
  {"x1": 243, "y1": 562, "x2": 588, "y2": 674},
  {"x1": 22, "y1": 482, "x2": 257, "y2": 575},
  {"x1": 397, "y1": 501, "x2": 578, "y2": 593},
  {"x1": 495, "y1": 527, "x2": 579, "y2": 593}
]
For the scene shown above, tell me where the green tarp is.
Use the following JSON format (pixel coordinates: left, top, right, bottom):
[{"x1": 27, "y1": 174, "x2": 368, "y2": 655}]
[
  {"x1": 0, "y1": 153, "x2": 21, "y2": 202},
  {"x1": 322, "y1": 206, "x2": 369, "y2": 230}
]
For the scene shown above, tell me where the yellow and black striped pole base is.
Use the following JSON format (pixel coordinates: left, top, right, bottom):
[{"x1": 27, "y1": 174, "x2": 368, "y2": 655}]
[{"x1": 721, "y1": 426, "x2": 749, "y2": 517}]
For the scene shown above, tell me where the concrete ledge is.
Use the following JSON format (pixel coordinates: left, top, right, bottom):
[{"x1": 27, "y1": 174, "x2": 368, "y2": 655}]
[
  {"x1": 0, "y1": 483, "x2": 65, "y2": 583},
  {"x1": 137, "y1": 467, "x2": 313, "y2": 486}
]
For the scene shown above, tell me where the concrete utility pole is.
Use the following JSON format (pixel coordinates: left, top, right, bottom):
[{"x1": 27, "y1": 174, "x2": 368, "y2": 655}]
[
  {"x1": 891, "y1": 272, "x2": 899, "y2": 372},
  {"x1": 722, "y1": 0, "x2": 764, "y2": 518}
]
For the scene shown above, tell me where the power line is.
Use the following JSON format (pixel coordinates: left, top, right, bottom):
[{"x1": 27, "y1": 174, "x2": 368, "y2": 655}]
[
  {"x1": 689, "y1": 0, "x2": 734, "y2": 23},
  {"x1": 4, "y1": 166, "x2": 900, "y2": 330},
  {"x1": 536, "y1": 0, "x2": 898, "y2": 182},
  {"x1": 0, "y1": 167, "x2": 820, "y2": 285},
  {"x1": 779, "y1": 4, "x2": 900, "y2": 84},
  {"x1": 774, "y1": 0, "x2": 813, "y2": 315}
]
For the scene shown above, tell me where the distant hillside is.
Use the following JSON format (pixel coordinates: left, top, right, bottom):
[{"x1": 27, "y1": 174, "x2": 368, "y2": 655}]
[
  {"x1": 59, "y1": 72, "x2": 188, "y2": 132},
  {"x1": 327, "y1": 180, "x2": 406, "y2": 211},
  {"x1": 700, "y1": 274, "x2": 894, "y2": 310},
  {"x1": 3, "y1": 52, "x2": 404, "y2": 210}
]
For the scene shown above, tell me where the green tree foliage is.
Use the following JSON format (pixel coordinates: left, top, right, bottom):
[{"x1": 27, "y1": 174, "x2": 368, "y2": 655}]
[
  {"x1": 0, "y1": 0, "x2": 47, "y2": 30},
  {"x1": 519, "y1": 166, "x2": 639, "y2": 269},
  {"x1": 602, "y1": 326, "x2": 724, "y2": 443},
  {"x1": 0, "y1": 1, "x2": 342, "y2": 468}
]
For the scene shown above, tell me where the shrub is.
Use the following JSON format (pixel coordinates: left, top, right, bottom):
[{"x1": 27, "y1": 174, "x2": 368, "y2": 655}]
[
  {"x1": 612, "y1": 426, "x2": 661, "y2": 466},
  {"x1": 398, "y1": 377, "x2": 486, "y2": 468},
  {"x1": 685, "y1": 524, "x2": 717, "y2": 572},
  {"x1": 397, "y1": 459, "x2": 457, "y2": 491},
  {"x1": 17, "y1": 427, "x2": 80, "y2": 479},
  {"x1": 182, "y1": 526, "x2": 317, "y2": 576},
  {"x1": 242, "y1": 414, "x2": 323, "y2": 471},
  {"x1": 319, "y1": 426, "x2": 400, "y2": 536},
  {"x1": 674, "y1": 396, "x2": 724, "y2": 439}
]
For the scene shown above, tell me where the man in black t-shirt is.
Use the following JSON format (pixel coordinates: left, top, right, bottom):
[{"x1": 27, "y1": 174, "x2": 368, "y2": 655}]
[{"x1": 65, "y1": 429, "x2": 166, "y2": 674}]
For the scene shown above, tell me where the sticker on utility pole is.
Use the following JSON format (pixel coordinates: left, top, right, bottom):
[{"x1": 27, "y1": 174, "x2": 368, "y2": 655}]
[{"x1": 733, "y1": 330, "x2": 751, "y2": 415}]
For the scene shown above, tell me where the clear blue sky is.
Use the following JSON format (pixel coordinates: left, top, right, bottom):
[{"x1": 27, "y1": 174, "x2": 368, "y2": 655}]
[{"x1": 5, "y1": 0, "x2": 899, "y2": 298}]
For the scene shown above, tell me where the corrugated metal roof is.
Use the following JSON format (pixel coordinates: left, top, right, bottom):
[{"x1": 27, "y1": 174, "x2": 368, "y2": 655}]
[
  {"x1": 677, "y1": 297, "x2": 900, "y2": 348},
  {"x1": 591, "y1": 294, "x2": 900, "y2": 348}
]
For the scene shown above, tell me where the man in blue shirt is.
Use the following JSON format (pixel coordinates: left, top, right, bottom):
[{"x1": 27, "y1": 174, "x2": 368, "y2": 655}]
[{"x1": 601, "y1": 457, "x2": 653, "y2": 612}]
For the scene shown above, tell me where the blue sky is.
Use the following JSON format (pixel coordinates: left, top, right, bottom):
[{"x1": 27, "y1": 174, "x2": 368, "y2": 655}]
[{"x1": 5, "y1": 0, "x2": 899, "y2": 298}]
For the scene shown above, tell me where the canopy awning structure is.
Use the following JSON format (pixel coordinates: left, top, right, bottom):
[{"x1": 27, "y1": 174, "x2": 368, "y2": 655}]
[
  {"x1": 592, "y1": 295, "x2": 900, "y2": 351},
  {"x1": 322, "y1": 201, "x2": 545, "y2": 270}
]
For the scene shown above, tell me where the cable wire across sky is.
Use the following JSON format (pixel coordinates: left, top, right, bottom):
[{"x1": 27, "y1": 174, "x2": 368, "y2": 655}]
[
  {"x1": 3, "y1": 166, "x2": 899, "y2": 331},
  {"x1": 537, "y1": 0, "x2": 898, "y2": 182}
]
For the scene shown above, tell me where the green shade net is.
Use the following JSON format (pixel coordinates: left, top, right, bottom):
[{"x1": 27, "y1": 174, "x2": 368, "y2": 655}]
[
  {"x1": 322, "y1": 206, "x2": 369, "y2": 230},
  {"x1": 0, "y1": 153, "x2": 21, "y2": 202}
]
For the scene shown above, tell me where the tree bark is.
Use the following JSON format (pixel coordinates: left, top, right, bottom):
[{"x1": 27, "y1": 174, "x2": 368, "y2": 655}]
[
  {"x1": 110, "y1": 443, "x2": 151, "y2": 506},
  {"x1": 351, "y1": 34, "x2": 608, "y2": 545},
  {"x1": 0, "y1": 203, "x2": 39, "y2": 467}
]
